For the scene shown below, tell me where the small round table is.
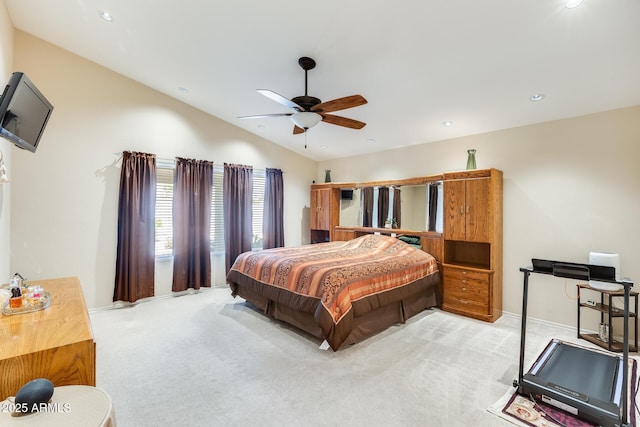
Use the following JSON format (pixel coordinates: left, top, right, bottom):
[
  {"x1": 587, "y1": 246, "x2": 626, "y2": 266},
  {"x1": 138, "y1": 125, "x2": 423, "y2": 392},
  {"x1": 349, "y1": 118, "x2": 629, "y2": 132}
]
[{"x1": 0, "y1": 385, "x2": 116, "y2": 426}]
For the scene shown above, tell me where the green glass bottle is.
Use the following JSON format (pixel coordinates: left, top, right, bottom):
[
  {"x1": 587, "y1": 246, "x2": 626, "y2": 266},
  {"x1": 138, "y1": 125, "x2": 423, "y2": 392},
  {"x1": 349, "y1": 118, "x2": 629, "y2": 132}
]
[{"x1": 466, "y1": 149, "x2": 477, "y2": 170}]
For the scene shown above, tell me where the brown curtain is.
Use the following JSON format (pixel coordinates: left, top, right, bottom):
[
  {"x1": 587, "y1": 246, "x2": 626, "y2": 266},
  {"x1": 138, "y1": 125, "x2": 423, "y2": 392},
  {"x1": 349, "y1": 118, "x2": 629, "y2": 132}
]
[
  {"x1": 172, "y1": 157, "x2": 213, "y2": 292},
  {"x1": 113, "y1": 151, "x2": 156, "y2": 303},
  {"x1": 263, "y1": 168, "x2": 284, "y2": 249},
  {"x1": 377, "y1": 186, "x2": 389, "y2": 227},
  {"x1": 224, "y1": 163, "x2": 253, "y2": 274},
  {"x1": 428, "y1": 183, "x2": 439, "y2": 232},
  {"x1": 362, "y1": 187, "x2": 374, "y2": 227},
  {"x1": 392, "y1": 187, "x2": 401, "y2": 228}
]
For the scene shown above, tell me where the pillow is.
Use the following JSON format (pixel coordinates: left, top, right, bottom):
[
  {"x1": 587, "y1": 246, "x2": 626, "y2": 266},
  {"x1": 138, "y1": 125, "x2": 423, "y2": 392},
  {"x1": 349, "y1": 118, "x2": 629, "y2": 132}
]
[{"x1": 398, "y1": 235, "x2": 421, "y2": 245}]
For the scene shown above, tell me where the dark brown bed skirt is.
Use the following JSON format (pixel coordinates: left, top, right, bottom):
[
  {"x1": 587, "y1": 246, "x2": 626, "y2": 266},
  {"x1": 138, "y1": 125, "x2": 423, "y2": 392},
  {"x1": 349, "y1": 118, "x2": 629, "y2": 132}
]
[{"x1": 228, "y1": 271, "x2": 441, "y2": 350}]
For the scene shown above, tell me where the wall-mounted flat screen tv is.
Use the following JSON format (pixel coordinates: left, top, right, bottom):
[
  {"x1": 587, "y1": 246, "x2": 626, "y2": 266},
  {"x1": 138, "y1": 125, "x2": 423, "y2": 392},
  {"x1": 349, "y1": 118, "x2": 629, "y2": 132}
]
[
  {"x1": 341, "y1": 189, "x2": 353, "y2": 200},
  {"x1": 0, "y1": 72, "x2": 54, "y2": 153}
]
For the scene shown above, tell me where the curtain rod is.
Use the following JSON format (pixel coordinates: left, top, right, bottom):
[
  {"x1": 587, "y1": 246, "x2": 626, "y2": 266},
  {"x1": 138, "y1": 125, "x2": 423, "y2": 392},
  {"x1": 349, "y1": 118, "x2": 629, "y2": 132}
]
[{"x1": 116, "y1": 152, "x2": 280, "y2": 173}]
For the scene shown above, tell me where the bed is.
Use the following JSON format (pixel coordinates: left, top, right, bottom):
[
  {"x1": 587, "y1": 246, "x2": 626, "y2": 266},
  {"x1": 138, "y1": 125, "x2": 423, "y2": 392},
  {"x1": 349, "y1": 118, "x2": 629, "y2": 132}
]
[{"x1": 226, "y1": 234, "x2": 441, "y2": 351}]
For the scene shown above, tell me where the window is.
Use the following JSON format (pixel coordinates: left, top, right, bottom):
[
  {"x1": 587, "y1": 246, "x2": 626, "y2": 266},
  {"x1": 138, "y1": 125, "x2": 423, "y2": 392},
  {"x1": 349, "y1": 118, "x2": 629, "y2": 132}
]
[
  {"x1": 155, "y1": 161, "x2": 174, "y2": 257},
  {"x1": 154, "y1": 162, "x2": 265, "y2": 257},
  {"x1": 210, "y1": 167, "x2": 224, "y2": 253},
  {"x1": 251, "y1": 169, "x2": 265, "y2": 250}
]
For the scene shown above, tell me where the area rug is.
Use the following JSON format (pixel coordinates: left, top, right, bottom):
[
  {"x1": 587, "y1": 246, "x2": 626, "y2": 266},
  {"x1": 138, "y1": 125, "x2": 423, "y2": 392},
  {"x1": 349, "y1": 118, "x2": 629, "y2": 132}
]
[
  {"x1": 488, "y1": 341, "x2": 638, "y2": 427},
  {"x1": 491, "y1": 389, "x2": 599, "y2": 427}
]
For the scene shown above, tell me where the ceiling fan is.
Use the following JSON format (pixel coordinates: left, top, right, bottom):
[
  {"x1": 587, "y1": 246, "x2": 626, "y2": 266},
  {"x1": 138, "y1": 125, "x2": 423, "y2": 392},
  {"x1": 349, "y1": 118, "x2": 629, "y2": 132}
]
[{"x1": 238, "y1": 57, "x2": 367, "y2": 135}]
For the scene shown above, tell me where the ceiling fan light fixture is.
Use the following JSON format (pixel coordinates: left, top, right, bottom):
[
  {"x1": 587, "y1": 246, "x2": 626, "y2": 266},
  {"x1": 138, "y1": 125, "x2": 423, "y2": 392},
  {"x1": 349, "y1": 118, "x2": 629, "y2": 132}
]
[{"x1": 290, "y1": 112, "x2": 322, "y2": 130}]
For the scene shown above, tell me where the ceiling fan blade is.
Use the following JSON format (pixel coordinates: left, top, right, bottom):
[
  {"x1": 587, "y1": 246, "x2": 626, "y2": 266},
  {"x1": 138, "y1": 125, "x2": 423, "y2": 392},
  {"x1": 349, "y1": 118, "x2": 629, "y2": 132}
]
[
  {"x1": 311, "y1": 95, "x2": 367, "y2": 113},
  {"x1": 321, "y1": 113, "x2": 366, "y2": 129},
  {"x1": 257, "y1": 89, "x2": 304, "y2": 111},
  {"x1": 238, "y1": 113, "x2": 293, "y2": 119},
  {"x1": 293, "y1": 125, "x2": 305, "y2": 135}
]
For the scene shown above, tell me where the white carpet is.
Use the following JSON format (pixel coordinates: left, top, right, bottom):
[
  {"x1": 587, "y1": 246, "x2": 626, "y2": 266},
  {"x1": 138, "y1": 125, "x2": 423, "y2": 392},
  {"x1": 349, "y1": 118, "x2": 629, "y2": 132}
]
[{"x1": 90, "y1": 287, "x2": 581, "y2": 427}]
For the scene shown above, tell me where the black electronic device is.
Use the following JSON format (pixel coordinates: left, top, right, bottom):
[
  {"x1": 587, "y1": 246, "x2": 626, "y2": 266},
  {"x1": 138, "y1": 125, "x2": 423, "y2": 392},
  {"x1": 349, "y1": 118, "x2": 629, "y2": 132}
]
[
  {"x1": 341, "y1": 189, "x2": 353, "y2": 200},
  {"x1": 531, "y1": 258, "x2": 616, "y2": 281},
  {"x1": 0, "y1": 72, "x2": 54, "y2": 152}
]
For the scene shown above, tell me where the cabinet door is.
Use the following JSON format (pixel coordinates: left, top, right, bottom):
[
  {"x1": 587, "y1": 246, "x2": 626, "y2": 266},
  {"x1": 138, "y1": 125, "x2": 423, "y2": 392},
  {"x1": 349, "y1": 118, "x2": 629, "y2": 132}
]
[
  {"x1": 464, "y1": 178, "x2": 491, "y2": 243},
  {"x1": 310, "y1": 189, "x2": 319, "y2": 229},
  {"x1": 311, "y1": 188, "x2": 331, "y2": 231},
  {"x1": 443, "y1": 180, "x2": 466, "y2": 240}
]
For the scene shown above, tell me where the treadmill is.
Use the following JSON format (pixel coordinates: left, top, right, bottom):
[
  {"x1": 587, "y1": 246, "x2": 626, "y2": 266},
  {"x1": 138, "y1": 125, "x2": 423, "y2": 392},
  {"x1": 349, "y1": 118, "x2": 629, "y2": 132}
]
[{"x1": 514, "y1": 259, "x2": 634, "y2": 427}]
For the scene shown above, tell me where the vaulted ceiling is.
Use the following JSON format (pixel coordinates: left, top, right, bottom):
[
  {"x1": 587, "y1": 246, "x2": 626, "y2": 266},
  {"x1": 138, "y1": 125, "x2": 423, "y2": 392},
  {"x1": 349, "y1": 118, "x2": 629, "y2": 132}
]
[{"x1": 6, "y1": 0, "x2": 640, "y2": 161}]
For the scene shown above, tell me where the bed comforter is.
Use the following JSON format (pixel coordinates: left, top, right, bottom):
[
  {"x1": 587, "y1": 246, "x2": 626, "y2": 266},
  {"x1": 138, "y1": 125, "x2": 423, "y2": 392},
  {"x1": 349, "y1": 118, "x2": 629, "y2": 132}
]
[{"x1": 227, "y1": 234, "x2": 439, "y2": 350}]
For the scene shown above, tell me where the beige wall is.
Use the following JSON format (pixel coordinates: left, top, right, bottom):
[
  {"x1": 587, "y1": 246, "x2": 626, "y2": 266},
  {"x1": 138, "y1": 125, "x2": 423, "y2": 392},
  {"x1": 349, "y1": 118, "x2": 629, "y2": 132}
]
[
  {"x1": 10, "y1": 30, "x2": 316, "y2": 308},
  {"x1": 0, "y1": 0, "x2": 12, "y2": 281},
  {"x1": 6, "y1": 18, "x2": 640, "y2": 329},
  {"x1": 318, "y1": 106, "x2": 640, "y2": 327}
]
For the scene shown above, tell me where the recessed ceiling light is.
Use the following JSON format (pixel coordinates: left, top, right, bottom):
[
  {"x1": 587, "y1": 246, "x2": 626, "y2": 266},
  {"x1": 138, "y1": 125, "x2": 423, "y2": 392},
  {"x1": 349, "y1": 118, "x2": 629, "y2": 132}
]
[
  {"x1": 98, "y1": 11, "x2": 113, "y2": 22},
  {"x1": 177, "y1": 87, "x2": 189, "y2": 94},
  {"x1": 367, "y1": 139, "x2": 375, "y2": 144},
  {"x1": 442, "y1": 121, "x2": 453, "y2": 127},
  {"x1": 320, "y1": 145, "x2": 328, "y2": 150},
  {"x1": 564, "y1": 0, "x2": 584, "y2": 9},
  {"x1": 530, "y1": 94, "x2": 545, "y2": 102}
]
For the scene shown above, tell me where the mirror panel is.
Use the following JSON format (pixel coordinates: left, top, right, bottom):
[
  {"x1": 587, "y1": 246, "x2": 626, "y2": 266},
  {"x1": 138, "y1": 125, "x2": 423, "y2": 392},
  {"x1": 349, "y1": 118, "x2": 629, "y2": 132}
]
[
  {"x1": 339, "y1": 188, "x2": 361, "y2": 227},
  {"x1": 340, "y1": 184, "x2": 444, "y2": 232},
  {"x1": 398, "y1": 185, "x2": 427, "y2": 231},
  {"x1": 338, "y1": 175, "x2": 444, "y2": 233}
]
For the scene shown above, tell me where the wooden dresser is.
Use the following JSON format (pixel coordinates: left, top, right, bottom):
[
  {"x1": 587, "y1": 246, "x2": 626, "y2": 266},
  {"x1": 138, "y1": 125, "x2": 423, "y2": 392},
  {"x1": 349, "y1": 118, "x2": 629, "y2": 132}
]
[
  {"x1": 0, "y1": 277, "x2": 96, "y2": 400},
  {"x1": 441, "y1": 168, "x2": 503, "y2": 322}
]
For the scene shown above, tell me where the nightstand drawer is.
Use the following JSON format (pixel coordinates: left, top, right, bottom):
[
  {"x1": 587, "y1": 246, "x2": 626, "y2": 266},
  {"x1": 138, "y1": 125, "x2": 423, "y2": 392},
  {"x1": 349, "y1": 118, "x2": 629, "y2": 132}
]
[
  {"x1": 443, "y1": 276, "x2": 488, "y2": 306},
  {"x1": 442, "y1": 267, "x2": 491, "y2": 315},
  {"x1": 443, "y1": 267, "x2": 489, "y2": 283}
]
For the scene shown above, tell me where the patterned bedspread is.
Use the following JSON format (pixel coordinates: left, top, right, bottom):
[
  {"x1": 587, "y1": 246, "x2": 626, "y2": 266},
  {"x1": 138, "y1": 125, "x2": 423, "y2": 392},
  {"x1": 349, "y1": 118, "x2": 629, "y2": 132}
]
[{"x1": 228, "y1": 234, "x2": 439, "y2": 327}]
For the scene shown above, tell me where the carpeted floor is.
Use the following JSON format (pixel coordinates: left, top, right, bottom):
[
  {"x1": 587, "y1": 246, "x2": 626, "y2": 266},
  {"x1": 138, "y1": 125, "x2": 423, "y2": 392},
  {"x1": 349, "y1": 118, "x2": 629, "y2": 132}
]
[{"x1": 90, "y1": 287, "x2": 584, "y2": 427}]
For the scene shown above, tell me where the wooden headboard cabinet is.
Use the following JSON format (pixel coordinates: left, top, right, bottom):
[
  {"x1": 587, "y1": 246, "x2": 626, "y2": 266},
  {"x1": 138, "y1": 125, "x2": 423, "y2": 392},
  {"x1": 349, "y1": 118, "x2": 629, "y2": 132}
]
[
  {"x1": 333, "y1": 226, "x2": 443, "y2": 263},
  {"x1": 318, "y1": 168, "x2": 503, "y2": 323}
]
